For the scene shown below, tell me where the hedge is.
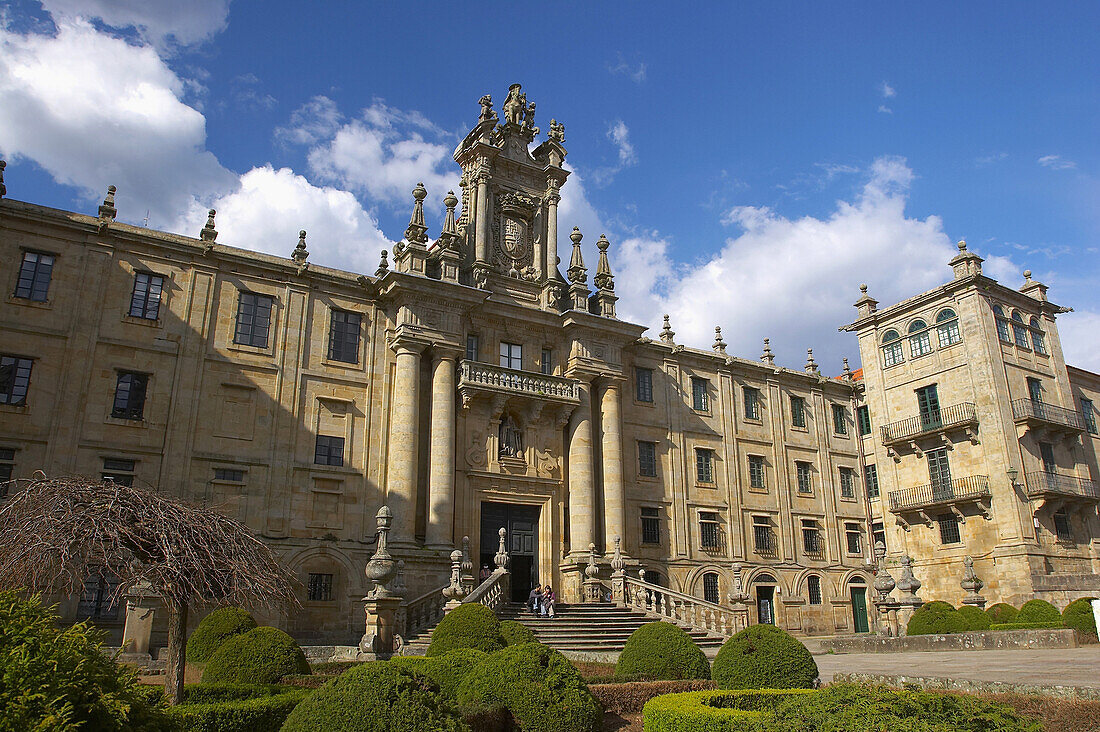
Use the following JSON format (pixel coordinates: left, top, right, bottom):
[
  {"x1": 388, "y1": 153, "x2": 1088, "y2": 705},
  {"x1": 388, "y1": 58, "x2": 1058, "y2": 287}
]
[
  {"x1": 985, "y1": 602, "x2": 1018, "y2": 625},
  {"x1": 641, "y1": 689, "x2": 813, "y2": 732},
  {"x1": 991, "y1": 621, "x2": 1066, "y2": 631},
  {"x1": 711, "y1": 625, "x2": 818, "y2": 690},
  {"x1": 616, "y1": 622, "x2": 710, "y2": 681},
  {"x1": 500, "y1": 620, "x2": 538, "y2": 646},
  {"x1": 1017, "y1": 599, "x2": 1062, "y2": 625},
  {"x1": 182, "y1": 684, "x2": 294, "y2": 704},
  {"x1": 166, "y1": 689, "x2": 309, "y2": 732},
  {"x1": 1062, "y1": 597, "x2": 1098, "y2": 638},
  {"x1": 202, "y1": 627, "x2": 311, "y2": 685},
  {"x1": 186, "y1": 607, "x2": 258, "y2": 663},
  {"x1": 590, "y1": 680, "x2": 716, "y2": 715},
  {"x1": 388, "y1": 648, "x2": 487, "y2": 699},
  {"x1": 955, "y1": 605, "x2": 992, "y2": 631},
  {"x1": 907, "y1": 600, "x2": 968, "y2": 635},
  {"x1": 426, "y1": 603, "x2": 505, "y2": 656}
]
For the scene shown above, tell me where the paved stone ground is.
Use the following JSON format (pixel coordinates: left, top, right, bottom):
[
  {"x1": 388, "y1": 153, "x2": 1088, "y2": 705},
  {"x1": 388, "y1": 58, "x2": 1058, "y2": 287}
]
[{"x1": 815, "y1": 646, "x2": 1100, "y2": 688}]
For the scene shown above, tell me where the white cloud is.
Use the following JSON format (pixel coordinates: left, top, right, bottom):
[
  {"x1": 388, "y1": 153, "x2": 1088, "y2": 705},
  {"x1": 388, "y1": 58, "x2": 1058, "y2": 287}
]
[
  {"x1": 1038, "y1": 154, "x2": 1076, "y2": 170},
  {"x1": 1059, "y1": 310, "x2": 1100, "y2": 372},
  {"x1": 229, "y1": 73, "x2": 276, "y2": 111},
  {"x1": 881, "y1": 81, "x2": 896, "y2": 98},
  {"x1": 609, "y1": 55, "x2": 647, "y2": 83},
  {"x1": 608, "y1": 120, "x2": 637, "y2": 167},
  {"x1": 878, "y1": 105, "x2": 893, "y2": 114},
  {"x1": 275, "y1": 95, "x2": 344, "y2": 147},
  {"x1": 39, "y1": 0, "x2": 230, "y2": 49}
]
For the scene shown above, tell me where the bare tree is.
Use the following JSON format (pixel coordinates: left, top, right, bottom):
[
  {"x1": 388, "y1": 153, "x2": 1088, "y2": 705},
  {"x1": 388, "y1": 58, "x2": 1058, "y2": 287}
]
[{"x1": 0, "y1": 477, "x2": 298, "y2": 703}]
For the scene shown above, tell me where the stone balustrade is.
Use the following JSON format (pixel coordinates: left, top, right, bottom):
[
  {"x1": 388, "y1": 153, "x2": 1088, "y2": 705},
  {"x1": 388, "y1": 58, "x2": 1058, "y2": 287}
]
[
  {"x1": 620, "y1": 575, "x2": 742, "y2": 639},
  {"x1": 458, "y1": 360, "x2": 579, "y2": 403},
  {"x1": 400, "y1": 582, "x2": 448, "y2": 639}
]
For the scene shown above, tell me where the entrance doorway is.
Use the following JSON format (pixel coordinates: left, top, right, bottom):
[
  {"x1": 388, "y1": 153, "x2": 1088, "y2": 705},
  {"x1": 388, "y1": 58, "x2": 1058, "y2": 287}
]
[
  {"x1": 480, "y1": 502, "x2": 540, "y2": 603},
  {"x1": 755, "y1": 573, "x2": 776, "y2": 625},
  {"x1": 849, "y1": 582, "x2": 869, "y2": 633}
]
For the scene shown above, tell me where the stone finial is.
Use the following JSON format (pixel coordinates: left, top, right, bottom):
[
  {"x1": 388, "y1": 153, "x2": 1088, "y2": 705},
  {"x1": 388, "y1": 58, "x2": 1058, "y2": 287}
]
[
  {"x1": 442, "y1": 549, "x2": 467, "y2": 604},
  {"x1": 854, "y1": 283, "x2": 878, "y2": 317},
  {"x1": 593, "y1": 234, "x2": 614, "y2": 291},
  {"x1": 805, "y1": 348, "x2": 819, "y2": 374},
  {"x1": 460, "y1": 535, "x2": 473, "y2": 576},
  {"x1": 960, "y1": 555, "x2": 986, "y2": 607},
  {"x1": 478, "y1": 94, "x2": 497, "y2": 124},
  {"x1": 567, "y1": 227, "x2": 587, "y2": 284},
  {"x1": 895, "y1": 555, "x2": 922, "y2": 604},
  {"x1": 200, "y1": 209, "x2": 218, "y2": 242},
  {"x1": 610, "y1": 536, "x2": 624, "y2": 574},
  {"x1": 364, "y1": 506, "x2": 398, "y2": 599},
  {"x1": 376, "y1": 249, "x2": 389, "y2": 277},
  {"x1": 949, "y1": 239, "x2": 984, "y2": 279},
  {"x1": 713, "y1": 326, "x2": 728, "y2": 354},
  {"x1": 727, "y1": 561, "x2": 749, "y2": 604},
  {"x1": 872, "y1": 541, "x2": 895, "y2": 602},
  {"x1": 761, "y1": 338, "x2": 775, "y2": 366},
  {"x1": 1020, "y1": 269, "x2": 1048, "y2": 302},
  {"x1": 0, "y1": 160, "x2": 6, "y2": 198},
  {"x1": 659, "y1": 314, "x2": 676, "y2": 344},
  {"x1": 842, "y1": 357, "x2": 853, "y2": 379},
  {"x1": 98, "y1": 185, "x2": 117, "y2": 221},
  {"x1": 393, "y1": 559, "x2": 407, "y2": 595},
  {"x1": 494, "y1": 527, "x2": 509, "y2": 570},
  {"x1": 548, "y1": 118, "x2": 565, "y2": 143},
  {"x1": 1023, "y1": 269, "x2": 1032, "y2": 283},
  {"x1": 585, "y1": 543, "x2": 600, "y2": 579},
  {"x1": 292, "y1": 230, "x2": 309, "y2": 263},
  {"x1": 404, "y1": 182, "x2": 428, "y2": 244},
  {"x1": 442, "y1": 190, "x2": 459, "y2": 235}
]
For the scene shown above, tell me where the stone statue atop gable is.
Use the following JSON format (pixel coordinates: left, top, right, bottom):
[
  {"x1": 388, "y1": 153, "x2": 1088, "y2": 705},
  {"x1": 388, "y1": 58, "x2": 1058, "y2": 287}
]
[{"x1": 502, "y1": 84, "x2": 526, "y2": 126}]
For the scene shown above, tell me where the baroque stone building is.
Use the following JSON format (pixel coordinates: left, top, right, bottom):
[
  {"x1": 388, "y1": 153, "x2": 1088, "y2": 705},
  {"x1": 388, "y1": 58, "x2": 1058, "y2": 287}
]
[{"x1": 0, "y1": 86, "x2": 1096, "y2": 643}]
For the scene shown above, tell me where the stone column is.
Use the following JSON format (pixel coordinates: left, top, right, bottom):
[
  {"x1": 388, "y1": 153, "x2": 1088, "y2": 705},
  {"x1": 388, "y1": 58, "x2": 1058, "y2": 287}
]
[
  {"x1": 546, "y1": 186, "x2": 560, "y2": 278},
  {"x1": 600, "y1": 379, "x2": 625, "y2": 556},
  {"x1": 568, "y1": 381, "x2": 596, "y2": 558},
  {"x1": 426, "y1": 354, "x2": 457, "y2": 549},
  {"x1": 388, "y1": 343, "x2": 422, "y2": 546},
  {"x1": 475, "y1": 174, "x2": 489, "y2": 264}
]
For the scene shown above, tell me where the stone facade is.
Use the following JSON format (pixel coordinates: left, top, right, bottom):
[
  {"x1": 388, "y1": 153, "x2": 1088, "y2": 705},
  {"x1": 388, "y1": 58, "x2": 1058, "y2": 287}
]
[{"x1": 0, "y1": 86, "x2": 1096, "y2": 644}]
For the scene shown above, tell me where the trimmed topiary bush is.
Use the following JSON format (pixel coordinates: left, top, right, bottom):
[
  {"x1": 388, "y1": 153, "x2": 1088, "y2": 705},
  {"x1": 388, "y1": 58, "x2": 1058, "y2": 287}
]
[
  {"x1": 280, "y1": 662, "x2": 466, "y2": 732},
  {"x1": 388, "y1": 649, "x2": 487, "y2": 699},
  {"x1": 426, "y1": 603, "x2": 505, "y2": 656},
  {"x1": 500, "y1": 619, "x2": 538, "y2": 646},
  {"x1": 1062, "y1": 597, "x2": 1098, "y2": 638},
  {"x1": 616, "y1": 621, "x2": 710, "y2": 681},
  {"x1": 168, "y1": 689, "x2": 309, "y2": 732},
  {"x1": 202, "y1": 627, "x2": 310, "y2": 685},
  {"x1": 985, "y1": 602, "x2": 1018, "y2": 625},
  {"x1": 1017, "y1": 599, "x2": 1062, "y2": 625},
  {"x1": 641, "y1": 688, "x2": 813, "y2": 731},
  {"x1": 906, "y1": 600, "x2": 968, "y2": 635},
  {"x1": 711, "y1": 624, "x2": 818, "y2": 690},
  {"x1": 457, "y1": 642, "x2": 602, "y2": 732},
  {"x1": 990, "y1": 621, "x2": 1065, "y2": 631},
  {"x1": 187, "y1": 607, "x2": 258, "y2": 663},
  {"x1": 956, "y1": 605, "x2": 992, "y2": 631}
]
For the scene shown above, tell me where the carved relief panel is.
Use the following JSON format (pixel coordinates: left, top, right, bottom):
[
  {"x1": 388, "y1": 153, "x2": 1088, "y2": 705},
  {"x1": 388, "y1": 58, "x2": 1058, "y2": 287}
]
[{"x1": 493, "y1": 189, "x2": 541, "y2": 280}]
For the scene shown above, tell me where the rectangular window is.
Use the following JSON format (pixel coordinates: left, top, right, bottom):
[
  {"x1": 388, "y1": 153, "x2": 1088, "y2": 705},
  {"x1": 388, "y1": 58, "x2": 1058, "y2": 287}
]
[
  {"x1": 1032, "y1": 329, "x2": 1047, "y2": 355},
  {"x1": 743, "y1": 386, "x2": 760, "y2": 420},
  {"x1": 937, "y1": 513, "x2": 961, "y2": 544},
  {"x1": 796, "y1": 461, "x2": 813, "y2": 494},
  {"x1": 540, "y1": 348, "x2": 553, "y2": 375},
  {"x1": 1083, "y1": 398, "x2": 1098, "y2": 435},
  {"x1": 307, "y1": 573, "x2": 334, "y2": 601},
  {"x1": 695, "y1": 448, "x2": 714, "y2": 484},
  {"x1": 832, "y1": 404, "x2": 848, "y2": 435},
  {"x1": 641, "y1": 507, "x2": 661, "y2": 545},
  {"x1": 839, "y1": 467, "x2": 856, "y2": 498},
  {"x1": 927, "y1": 447, "x2": 953, "y2": 498},
  {"x1": 790, "y1": 396, "x2": 806, "y2": 428},
  {"x1": 1027, "y1": 377, "x2": 1043, "y2": 404},
  {"x1": 910, "y1": 329, "x2": 932, "y2": 358},
  {"x1": 801, "y1": 519, "x2": 822, "y2": 555},
  {"x1": 315, "y1": 435, "x2": 345, "y2": 466},
  {"x1": 111, "y1": 371, "x2": 148, "y2": 420},
  {"x1": 864, "y1": 464, "x2": 880, "y2": 499},
  {"x1": 882, "y1": 341, "x2": 904, "y2": 367},
  {"x1": 127, "y1": 273, "x2": 164, "y2": 320},
  {"x1": 102, "y1": 457, "x2": 135, "y2": 486},
  {"x1": 638, "y1": 441, "x2": 658, "y2": 477},
  {"x1": 465, "y1": 334, "x2": 479, "y2": 362},
  {"x1": 234, "y1": 291, "x2": 274, "y2": 348},
  {"x1": 916, "y1": 384, "x2": 941, "y2": 430},
  {"x1": 699, "y1": 511, "x2": 721, "y2": 550},
  {"x1": 0, "y1": 355, "x2": 34, "y2": 406},
  {"x1": 327, "y1": 309, "x2": 362, "y2": 363},
  {"x1": 1013, "y1": 319, "x2": 1030, "y2": 347},
  {"x1": 500, "y1": 342, "x2": 522, "y2": 370},
  {"x1": 77, "y1": 573, "x2": 119, "y2": 619},
  {"x1": 872, "y1": 520, "x2": 886, "y2": 551},
  {"x1": 845, "y1": 522, "x2": 863, "y2": 555},
  {"x1": 1, "y1": 448, "x2": 15, "y2": 498},
  {"x1": 937, "y1": 319, "x2": 961, "y2": 348},
  {"x1": 635, "y1": 367, "x2": 653, "y2": 403},
  {"x1": 15, "y1": 251, "x2": 55, "y2": 302},
  {"x1": 752, "y1": 515, "x2": 774, "y2": 555},
  {"x1": 1039, "y1": 441, "x2": 1056, "y2": 473},
  {"x1": 996, "y1": 316, "x2": 1013, "y2": 343},
  {"x1": 748, "y1": 455, "x2": 766, "y2": 490},
  {"x1": 703, "y1": 573, "x2": 720, "y2": 604},
  {"x1": 807, "y1": 576, "x2": 823, "y2": 605},
  {"x1": 691, "y1": 377, "x2": 709, "y2": 411},
  {"x1": 857, "y1": 405, "x2": 872, "y2": 436},
  {"x1": 213, "y1": 468, "x2": 245, "y2": 483},
  {"x1": 1053, "y1": 511, "x2": 1073, "y2": 542}
]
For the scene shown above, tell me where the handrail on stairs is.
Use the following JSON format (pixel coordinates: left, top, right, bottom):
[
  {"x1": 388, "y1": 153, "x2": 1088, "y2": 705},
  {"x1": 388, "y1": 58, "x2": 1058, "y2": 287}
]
[{"x1": 621, "y1": 574, "x2": 747, "y2": 639}]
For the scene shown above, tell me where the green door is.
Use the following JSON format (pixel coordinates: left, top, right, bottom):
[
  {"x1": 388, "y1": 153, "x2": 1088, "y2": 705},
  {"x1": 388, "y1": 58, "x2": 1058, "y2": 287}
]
[
  {"x1": 850, "y1": 587, "x2": 869, "y2": 633},
  {"x1": 916, "y1": 384, "x2": 941, "y2": 431}
]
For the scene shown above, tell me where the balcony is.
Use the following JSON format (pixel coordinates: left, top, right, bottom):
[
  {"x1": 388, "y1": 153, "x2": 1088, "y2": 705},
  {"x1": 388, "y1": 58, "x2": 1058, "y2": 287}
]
[
  {"x1": 888, "y1": 475, "x2": 993, "y2": 529},
  {"x1": 1012, "y1": 399, "x2": 1085, "y2": 436},
  {"x1": 458, "y1": 360, "x2": 579, "y2": 407},
  {"x1": 1024, "y1": 471, "x2": 1100, "y2": 503},
  {"x1": 880, "y1": 402, "x2": 979, "y2": 457}
]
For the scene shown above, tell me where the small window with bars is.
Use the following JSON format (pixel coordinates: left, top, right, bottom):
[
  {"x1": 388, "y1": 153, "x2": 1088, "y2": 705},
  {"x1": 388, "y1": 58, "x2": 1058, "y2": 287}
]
[
  {"x1": 937, "y1": 513, "x2": 961, "y2": 544},
  {"x1": 839, "y1": 467, "x2": 856, "y2": 499},
  {"x1": 641, "y1": 507, "x2": 661, "y2": 545},
  {"x1": 0, "y1": 447, "x2": 15, "y2": 498},
  {"x1": 1082, "y1": 398, "x2": 1097, "y2": 435},
  {"x1": 635, "y1": 367, "x2": 654, "y2": 403},
  {"x1": 77, "y1": 572, "x2": 120, "y2": 619},
  {"x1": 691, "y1": 377, "x2": 710, "y2": 411},
  {"x1": 748, "y1": 455, "x2": 766, "y2": 490},
  {"x1": 15, "y1": 251, "x2": 55, "y2": 302},
  {"x1": 465, "y1": 334, "x2": 479, "y2": 362},
  {"x1": 864, "y1": 464, "x2": 880, "y2": 498},
  {"x1": 213, "y1": 468, "x2": 245, "y2": 483},
  {"x1": 111, "y1": 371, "x2": 148, "y2": 420},
  {"x1": 638, "y1": 441, "x2": 657, "y2": 478},
  {"x1": 128, "y1": 272, "x2": 164, "y2": 320},
  {"x1": 795, "y1": 461, "x2": 813, "y2": 494},
  {"x1": 743, "y1": 386, "x2": 761, "y2": 420},
  {"x1": 752, "y1": 515, "x2": 775, "y2": 555},
  {"x1": 102, "y1": 457, "x2": 136, "y2": 486},
  {"x1": 695, "y1": 448, "x2": 715, "y2": 484},
  {"x1": 328, "y1": 309, "x2": 362, "y2": 364},
  {"x1": 845, "y1": 522, "x2": 863, "y2": 555},
  {"x1": 315, "y1": 435, "x2": 345, "y2": 466},
  {"x1": 1053, "y1": 511, "x2": 1073, "y2": 543},
  {"x1": 307, "y1": 573, "x2": 334, "y2": 601},
  {"x1": 801, "y1": 519, "x2": 823, "y2": 555},
  {"x1": 832, "y1": 404, "x2": 848, "y2": 435},
  {"x1": 790, "y1": 396, "x2": 806, "y2": 428},
  {"x1": 702, "y1": 572, "x2": 720, "y2": 604},
  {"x1": 234, "y1": 291, "x2": 274, "y2": 348},
  {"x1": 540, "y1": 348, "x2": 553, "y2": 375},
  {"x1": 857, "y1": 405, "x2": 872, "y2": 436},
  {"x1": 807, "y1": 575, "x2": 823, "y2": 605},
  {"x1": 699, "y1": 511, "x2": 721, "y2": 550},
  {"x1": 0, "y1": 355, "x2": 33, "y2": 407}
]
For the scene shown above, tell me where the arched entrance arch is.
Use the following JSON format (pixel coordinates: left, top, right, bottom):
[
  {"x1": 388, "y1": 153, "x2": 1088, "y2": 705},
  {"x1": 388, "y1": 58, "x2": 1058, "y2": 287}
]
[{"x1": 753, "y1": 572, "x2": 778, "y2": 625}]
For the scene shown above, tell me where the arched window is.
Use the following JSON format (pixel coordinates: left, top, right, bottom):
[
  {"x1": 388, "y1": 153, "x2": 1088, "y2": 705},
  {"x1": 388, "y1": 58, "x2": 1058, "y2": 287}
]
[
  {"x1": 702, "y1": 572, "x2": 720, "y2": 604},
  {"x1": 935, "y1": 309, "x2": 961, "y2": 347},
  {"x1": 908, "y1": 319, "x2": 932, "y2": 358},
  {"x1": 993, "y1": 305, "x2": 1013, "y2": 343},
  {"x1": 807, "y1": 575, "x2": 822, "y2": 605},
  {"x1": 755, "y1": 573, "x2": 777, "y2": 584},
  {"x1": 881, "y1": 329, "x2": 904, "y2": 367},
  {"x1": 1011, "y1": 312, "x2": 1029, "y2": 348},
  {"x1": 1029, "y1": 317, "x2": 1048, "y2": 355}
]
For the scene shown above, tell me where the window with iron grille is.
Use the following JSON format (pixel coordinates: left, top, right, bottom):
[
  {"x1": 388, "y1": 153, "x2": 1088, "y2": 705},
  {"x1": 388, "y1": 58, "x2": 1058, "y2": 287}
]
[
  {"x1": 307, "y1": 573, "x2": 334, "y2": 601},
  {"x1": 937, "y1": 513, "x2": 961, "y2": 544},
  {"x1": 328, "y1": 309, "x2": 362, "y2": 363},
  {"x1": 839, "y1": 467, "x2": 856, "y2": 498},
  {"x1": 214, "y1": 468, "x2": 245, "y2": 483},
  {"x1": 790, "y1": 396, "x2": 806, "y2": 428},
  {"x1": 1030, "y1": 317, "x2": 1047, "y2": 355},
  {"x1": 0, "y1": 355, "x2": 33, "y2": 406},
  {"x1": 128, "y1": 273, "x2": 164, "y2": 320},
  {"x1": 1053, "y1": 511, "x2": 1073, "y2": 543},
  {"x1": 695, "y1": 448, "x2": 714, "y2": 483},
  {"x1": 315, "y1": 435, "x2": 345, "y2": 466},
  {"x1": 796, "y1": 461, "x2": 812, "y2": 493},
  {"x1": 641, "y1": 507, "x2": 660, "y2": 544},
  {"x1": 864, "y1": 464, "x2": 879, "y2": 498},
  {"x1": 832, "y1": 404, "x2": 848, "y2": 435},
  {"x1": 743, "y1": 386, "x2": 761, "y2": 420},
  {"x1": 699, "y1": 512, "x2": 721, "y2": 549},
  {"x1": 1082, "y1": 398, "x2": 1097, "y2": 435},
  {"x1": 15, "y1": 251, "x2": 54, "y2": 301},
  {"x1": 102, "y1": 457, "x2": 135, "y2": 487},
  {"x1": 111, "y1": 371, "x2": 148, "y2": 420},
  {"x1": 465, "y1": 334, "x2": 479, "y2": 361},
  {"x1": 499, "y1": 342, "x2": 522, "y2": 369},
  {"x1": 540, "y1": 348, "x2": 553, "y2": 375},
  {"x1": 845, "y1": 522, "x2": 862, "y2": 555},
  {"x1": 752, "y1": 515, "x2": 774, "y2": 554},
  {"x1": 702, "y1": 572, "x2": 720, "y2": 604},
  {"x1": 638, "y1": 441, "x2": 657, "y2": 477},
  {"x1": 0, "y1": 448, "x2": 14, "y2": 499},
  {"x1": 234, "y1": 291, "x2": 274, "y2": 348},
  {"x1": 77, "y1": 573, "x2": 119, "y2": 619},
  {"x1": 872, "y1": 521, "x2": 886, "y2": 551},
  {"x1": 635, "y1": 367, "x2": 653, "y2": 403},
  {"x1": 748, "y1": 455, "x2": 766, "y2": 490},
  {"x1": 807, "y1": 575, "x2": 822, "y2": 605},
  {"x1": 857, "y1": 405, "x2": 872, "y2": 435},
  {"x1": 801, "y1": 519, "x2": 822, "y2": 555},
  {"x1": 1011, "y1": 313, "x2": 1030, "y2": 348},
  {"x1": 692, "y1": 377, "x2": 710, "y2": 411},
  {"x1": 995, "y1": 316, "x2": 1013, "y2": 343}
]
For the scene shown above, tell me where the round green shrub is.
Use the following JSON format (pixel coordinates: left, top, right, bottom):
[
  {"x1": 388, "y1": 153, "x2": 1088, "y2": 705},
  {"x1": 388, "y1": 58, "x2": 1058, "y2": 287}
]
[
  {"x1": 202, "y1": 627, "x2": 310, "y2": 685},
  {"x1": 280, "y1": 662, "x2": 466, "y2": 732},
  {"x1": 457, "y1": 642, "x2": 601, "y2": 732},
  {"x1": 1016, "y1": 599, "x2": 1062, "y2": 625},
  {"x1": 985, "y1": 602, "x2": 1018, "y2": 625},
  {"x1": 500, "y1": 620, "x2": 538, "y2": 646},
  {"x1": 711, "y1": 624, "x2": 818, "y2": 690},
  {"x1": 615, "y1": 621, "x2": 710, "y2": 680},
  {"x1": 906, "y1": 600, "x2": 968, "y2": 635},
  {"x1": 187, "y1": 606, "x2": 258, "y2": 663},
  {"x1": 426, "y1": 603, "x2": 505, "y2": 656},
  {"x1": 388, "y1": 649, "x2": 487, "y2": 699},
  {"x1": 1062, "y1": 597, "x2": 1098, "y2": 638},
  {"x1": 955, "y1": 605, "x2": 992, "y2": 631}
]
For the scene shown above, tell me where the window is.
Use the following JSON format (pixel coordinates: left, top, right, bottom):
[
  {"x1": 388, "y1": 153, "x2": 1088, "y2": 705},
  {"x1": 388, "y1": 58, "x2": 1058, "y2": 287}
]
[
  {"x1": 790, "y1": 395, "x2": 806, "y2": 428},
  {"x1": 908, "y1": 319, "x2": 932, "y2": 357},
  {"x1": 937, "y1": 513, "x2": 961, "y2": 544},
  {"x1": 1011, "y1": 312, "x2": 1029, "y2": 348},
  {"x1": 993, "y1": 305, "x2": 1013, "y2": 343},
  {"x1": 691, "y1": 377, "x2": 709, "y2": 411},
  {"x1": 927, "y1": 447, "x2": 953, "y2": 498},
  {"x1": 213, "y1": 468, "x2": 245, "y2": 482},
  {"x1": 796, "y1": 461, "x2": 812, "y2": 494},
  {"x1": 111, "y1": 371, "x2": 148, "y2": 420},
  {"x1": 807, "y1": 575, "x2": 822, "y2": 605},
  {"x1": 857, "y1": 405, "x2": 872, "y2": 436},
  {"x1": 315, "y1": 435, "x2": 345, "y2": 466},
  {"x1": 1053, "y1": 511, "x2": 1072, "y2": 543},
  {"x1": 77, "y1": 573, "x2": 119, "y2": 619},
  {"x1": 1082, "y1": 398, "x2": 1097, "y2": 435},
  {"x1": 699, "y1": 512, "x2": 721, "y2": 550},
  {"x1": 743, "y1": 386, "x2": 761, "y2": 420},
  {"x1": 864, "y1": 464, "x2": 880, "y2": 499},
  {"x1": 327, "y1": 309, "x2": 362, "y2": 363},
  {"x1": 801, "y1": 519, "x2": 822, "y2": 555},
  {"x1": 695, "y1": 448, "x2": 715, "y2": 483},
  {"x1": 307, "y1": 573, "x2": 334, "y2": 601},
  {"x1": 936, "y1": 309, "x2": 961, "y2": 347},
  {"x1": 839, "y1": 467, "x2": 856, "y2": 498},
  {"x1": 0, "y1": 448, "x2": 15, "y2": 498},
  {"x1": 1039, "y1": 441, "x2": 1056, "y2": 473},
  {"x1": 832, "y1": 404, "x2": 848, "y2": 435},
  {"x1": 0, "y1": 355, "x2": 33, "y2": 406},
  {"x1": 641, "y1": 507, "x2": 661, "y2": 545},
  {"x1": 748, "y1": 455, "x2": 766, "y2": 490},
  {"x1": 15, "y1": 251, "x2": 54, "y2": 301},
  {"x1": 881, "y1": 329, "x2": 904, "y2": 367},
  {"x1": 1030, "y1": 317, "x2": 1047, "y2": 355},
  {"x1": 845, "y1": 522, "x2": 863, "y2": 555},
  {"x1": 127, "y1": 272, "x2": 164, "y2": 320},
  {"x1": 872, "y1": 520, "x2": 886, "y2": 551},
  {"x1": 702, "y1": 572, "x2": 720, "y2": 604},
  {"x1": 234, "y1": 291, "x2": 273, "y2": 348},
  {"x1": 500, "y1": 342, "x2": 522, "y2": 369},
  {"x1": 1027, "y1": 377, "x2": 1043, "y2": 404},
  {"x1": 635, "y1": 367, "x2": 654, "y2": 403},
  {"x1": 638, "y1": 441, "x2": 657, "y2": 477},
  {"x1": 752, "y1": 515, "x2": 775, "y2": 555},
  {"x1": 102, "y1": 458, "x2": 135, "y2": 486},
  {"x1": 465, "y1": 333, "x2": 479, "y2": 361},
  {"x1": 916, "y1": 384, "x2": 942, "y2": 430},
  {"x1": 540, "y1": 348, "x2": 553, "y2": 375}
]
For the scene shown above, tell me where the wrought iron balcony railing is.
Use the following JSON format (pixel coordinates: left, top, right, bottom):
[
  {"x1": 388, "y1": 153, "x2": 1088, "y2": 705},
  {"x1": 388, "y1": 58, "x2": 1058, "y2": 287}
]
[
  {"x1": 1024, "y1": 471, "x2": 1100, "y2": 501},
  {"x1": 1011, "y1": 399, "x2": 1085, "y2": 431},
  {"x1": 879, "y1": 402, "x2": 978, "y2": 445},
  {"x1": 888, "y1": 474, "x2": 991, "y2": 513},
  {"x1": 458, "y1": 360, "x2": 579, "y2": 403}
]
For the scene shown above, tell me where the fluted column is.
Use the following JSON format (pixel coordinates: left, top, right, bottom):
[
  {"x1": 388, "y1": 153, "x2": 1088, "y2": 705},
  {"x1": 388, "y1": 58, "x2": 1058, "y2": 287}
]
[
  {"x1": 475, "y1": 174, "x2": 489, "y2": 264},
  {"x1": 388, "y1": 343, "x2": 422, "y2": 545},
  {"x1": 426, "y1": 354, "x2": 457, "y2": 549},
  {"x1": 600, "y1": 379, "x2": 625, "y2": 556},
  {"x1": 546, "y1": 188, "x2": 560, "y2": 278},
  {"x1": 568, "y1": 381, "x2": 596, "y2": 557}
]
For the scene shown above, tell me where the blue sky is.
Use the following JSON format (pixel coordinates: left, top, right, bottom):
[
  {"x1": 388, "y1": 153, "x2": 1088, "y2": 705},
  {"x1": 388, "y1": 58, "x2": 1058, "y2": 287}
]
[{"x1": 2, "y1": 2, "x2": 1097, "y2": 370}]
